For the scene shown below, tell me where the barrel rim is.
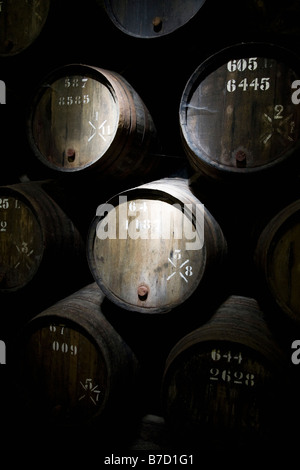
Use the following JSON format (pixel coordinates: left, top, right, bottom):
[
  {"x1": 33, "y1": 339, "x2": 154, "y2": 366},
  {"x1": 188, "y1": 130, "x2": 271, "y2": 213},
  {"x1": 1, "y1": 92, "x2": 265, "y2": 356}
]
[
  {"x1": 255, "y1": 199, "x2": 300, "y2": 322},
  {"x1": 162, "y1": 295, "x2": 286, "y2": 375}
]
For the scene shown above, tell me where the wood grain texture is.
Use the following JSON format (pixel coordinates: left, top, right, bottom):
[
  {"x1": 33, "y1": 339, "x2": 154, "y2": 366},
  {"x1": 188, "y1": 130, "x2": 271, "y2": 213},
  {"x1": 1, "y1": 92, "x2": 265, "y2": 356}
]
[
  {"x1": 0, "y1": 182, "x2": 86, "y2": 301},
  {"x1": 162, "y1": 295, "x2": 289, "y2": 449},
  {"x1": 103, "y1": 0, "x2": 206, "y2": 38},
  {"x1": 16, "y1": 283, "x2": 140, "y2": 425},
  {"x1": 180, "y1": 43, "x2": 300, "y2": 180},
  {"x1": 28, "y1": 64, "x2": 160, "y2": 179},
  {"x1": 87, "y1": 177, "x2": 227, "y2": 313},
  {"x1": 0, "y1": 0, "x2": 50, "y2": 56},
  {"x1": 254, "y1": 199, "x2": 300, "y2": 324}
]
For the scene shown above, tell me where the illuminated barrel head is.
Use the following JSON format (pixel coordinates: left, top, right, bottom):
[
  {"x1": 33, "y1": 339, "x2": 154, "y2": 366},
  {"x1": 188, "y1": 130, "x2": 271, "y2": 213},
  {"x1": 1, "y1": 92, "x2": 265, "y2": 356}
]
[
  {"x1": 87, "y1": 178, "x2": 227, "y2": 314},
  {"x1": 31, "y1": 72, "x2": 119, "y2": 171},
  {"x1": 28, "y1": 64, "x2": 159, "y2": 179},
  {"x1": 180, "y1": 43, "x2": 300, "y2": 179}
]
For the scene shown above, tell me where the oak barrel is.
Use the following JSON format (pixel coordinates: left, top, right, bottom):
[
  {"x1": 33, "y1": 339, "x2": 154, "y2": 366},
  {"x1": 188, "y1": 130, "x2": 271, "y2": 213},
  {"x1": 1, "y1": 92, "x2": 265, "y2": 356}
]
[
  {"x1": 254, "y1": 199, "x2": 300, "y2": 326},
  {"x1": 102, "y1": 0, "x2": 206, "y2": 38},
  {"x1": 0, "y1": 181, "x2": 88, "y2": 303},
  {"x1": 179, "y1": 42, "x2": 300, "y2": 181},
  {"x1": 0, "y1": 0, "x2": 50, "y2": 56},
  {"x1": 161, "y1": 296, "x2": 290, "y2": 449},
  {"x1": 15, "y1": 283, "x2": 140, "y2": 426},
  {"x1": 87, "y1": 177, "x2": 227, "y2": 314},
  {"x1": 27, "y1": 64, "x2": 160, "y2": 180}
]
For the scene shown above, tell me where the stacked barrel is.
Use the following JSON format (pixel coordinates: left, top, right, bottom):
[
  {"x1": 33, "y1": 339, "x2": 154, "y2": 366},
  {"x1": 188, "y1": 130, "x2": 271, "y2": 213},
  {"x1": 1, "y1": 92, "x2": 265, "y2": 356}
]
[{"x1": 1, "y1": 0, "x2": 300, "y2": 450}]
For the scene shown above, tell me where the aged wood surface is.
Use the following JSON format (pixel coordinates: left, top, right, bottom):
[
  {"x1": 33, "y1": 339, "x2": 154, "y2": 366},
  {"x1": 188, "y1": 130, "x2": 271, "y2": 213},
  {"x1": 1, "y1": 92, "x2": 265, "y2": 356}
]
[
  {"x1": 255, "y1": 199, "x2": 300, "y2": 324},
  {"x1": 28, "y1": 65, "x2": 159, "y2": 179},
  {"x1": 16, "y1": 283, "x2": 139, "y2": 425},
  {"x1": 180, "y1": 43, "x2": 300, "y2": 180},
  {"x1": 0, "y1": 0, "x2": 50, "y2": 56},
  {"x1": 103, "y1": 0, "x2": 206, "y2": 38},
  {"x1": 87, "y1": 177, "x2": 227, "y2": 313},
  {"x1": 0, "y1": 182, "x2": 86, "y2": 302},
  {"x1": 162, "y1": 295, "x2": 290, "y2": 449}
]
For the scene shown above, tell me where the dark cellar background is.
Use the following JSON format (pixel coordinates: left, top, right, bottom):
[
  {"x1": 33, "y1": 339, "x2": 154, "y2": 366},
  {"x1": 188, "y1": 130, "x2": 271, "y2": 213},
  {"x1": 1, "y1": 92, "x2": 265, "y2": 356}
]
[{"x1": 1, "y1": 0, "x2": 300, "y2": 451}]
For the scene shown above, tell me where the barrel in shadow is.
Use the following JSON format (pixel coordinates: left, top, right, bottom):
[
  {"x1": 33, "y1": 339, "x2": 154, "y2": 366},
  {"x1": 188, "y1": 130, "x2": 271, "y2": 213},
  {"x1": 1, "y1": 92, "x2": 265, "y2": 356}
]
[
  {"x1": 0, "y1": 0, "x2": 50, "y2": 56},
  {"x1": 161, "y1": 295, "x2": 292, "y2": 449},
  {"x1": 87, "y1": 177, "x2": 227, "y2": 314},
  {"x1": 27, "y1": 64, "x2": 160, "y2": 181},
  {"x1": 0, "y1": 181, "x2": 90, "y2": 311},
  {"x1": 101, "y1": 0, "x2": 206, "y2": 38},
  {"x1": 179, "y1": 42, "x2": 300, "y2": 182},
  {"x1": 254, "y1": 199, "x2": 300, "y2": 326},
  {"x1": 14, "y1": 283, "x2": 140, "y2": 428},
  {"x1": 126, "y1": 414, "x2": 174, "y2": 451}
]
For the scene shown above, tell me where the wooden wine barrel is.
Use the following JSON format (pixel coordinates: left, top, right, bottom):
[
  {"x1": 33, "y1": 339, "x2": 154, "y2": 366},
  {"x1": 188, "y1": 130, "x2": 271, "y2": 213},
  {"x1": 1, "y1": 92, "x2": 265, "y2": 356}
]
[
  {"x1": 87, "y1": 177, "x2": 227, "y2": 314},
  {"x1": 101, "y1": 0, "x2": 206, "y2": 38},
  {"x1": 27, "y1": 64, "x2": 160, "y2": 180},
  {"x1": 179, "y1": 42, "x2": 300, "y2": 181},
  {"x1": 161, "y1": 295, "x2": 290, "y2": 449},
  {"x1": 0, "y1": 0, "x2": 50, "y2": 56},
  {"x1": 15, "y1": 283, "x2": 140, "y2": 426},
  {"x1": 0, "y1": 181, "x2": 88, "y2": 303},
  {"x1": 254, "y1": 199, "x2": 300, "y2": 326}
]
